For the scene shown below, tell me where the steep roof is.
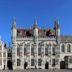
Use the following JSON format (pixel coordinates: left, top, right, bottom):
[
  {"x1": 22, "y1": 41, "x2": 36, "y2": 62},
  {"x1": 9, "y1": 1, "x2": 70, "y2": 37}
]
[
  {"x1": 17, "y1": 28, "x2": 55, "y2": 37},
  {"x1": 60, "y1": 35, "x2": 72, "y2": 42}
]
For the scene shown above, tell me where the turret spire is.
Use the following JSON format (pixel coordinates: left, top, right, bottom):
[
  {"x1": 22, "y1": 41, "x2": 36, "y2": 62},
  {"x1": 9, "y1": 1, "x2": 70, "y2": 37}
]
[
  {"x1": 12, "y1": 16, "x2": 17, "y2": 43},
  {"x1": 54, "y1": 19, "x2": 59, "y2": 29},
  {"x1": 33, "y1": 19, "x2": 38, "y2": 28},
  {"x1": 12, "y1": 16, "x2": 16, "y2": 28},
  {"x1": 54, "y1": 19, "x2": 60, "y2": 44}
]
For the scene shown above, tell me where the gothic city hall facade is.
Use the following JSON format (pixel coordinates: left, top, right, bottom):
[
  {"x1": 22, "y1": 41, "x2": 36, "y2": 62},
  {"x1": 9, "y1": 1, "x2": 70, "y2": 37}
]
[{"x1": 12, "y1": 19, "x2": 72, "y2": 70}]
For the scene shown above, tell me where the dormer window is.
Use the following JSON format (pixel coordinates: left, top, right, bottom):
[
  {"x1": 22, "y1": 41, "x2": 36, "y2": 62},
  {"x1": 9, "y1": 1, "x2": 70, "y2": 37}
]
[
  {"x1": 26, "y1": 31, "x2": 32, "y2": 37},
  {"x1": 46, "y1": 29, "x2": 51, "y2": 36}
]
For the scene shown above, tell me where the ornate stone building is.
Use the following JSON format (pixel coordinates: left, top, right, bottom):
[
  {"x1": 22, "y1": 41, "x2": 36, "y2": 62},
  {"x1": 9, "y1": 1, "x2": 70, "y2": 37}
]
[{"x1": 12, "y1": 19, "x2": 72, "y2": 69}]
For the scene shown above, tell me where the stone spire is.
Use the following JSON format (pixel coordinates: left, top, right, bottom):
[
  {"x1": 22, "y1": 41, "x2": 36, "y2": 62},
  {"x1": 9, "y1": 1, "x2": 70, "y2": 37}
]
[
  {"x1": 33, "y1": 19, "x2": 38, "y2": 29},
  {"x1": 12, "y1": 16, "x2": 16, "y2": 29},
  {"x1": 54, "y1": 19, "x2": 59, "y2": 29}
]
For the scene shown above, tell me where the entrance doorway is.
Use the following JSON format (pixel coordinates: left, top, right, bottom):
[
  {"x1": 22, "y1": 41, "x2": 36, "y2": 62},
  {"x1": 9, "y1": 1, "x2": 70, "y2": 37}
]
[
  {"x1": 7, "y1": 60, "x2": 13, "y2": 70},
  {"x1": 60, "y1": 61, "x2": 65, "y2": 69},
  {"x1": 24, "y1": 62, "x2": 27, "y2": 69},
  {"x1": 45, "y1": 62, "x2": 49, "y2": 69}
]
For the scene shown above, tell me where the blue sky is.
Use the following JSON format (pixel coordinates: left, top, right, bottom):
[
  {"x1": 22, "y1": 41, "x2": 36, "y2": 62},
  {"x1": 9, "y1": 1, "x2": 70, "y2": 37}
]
[{"x1": 0, "y1": 0, "x2": 72, "y2": 46}]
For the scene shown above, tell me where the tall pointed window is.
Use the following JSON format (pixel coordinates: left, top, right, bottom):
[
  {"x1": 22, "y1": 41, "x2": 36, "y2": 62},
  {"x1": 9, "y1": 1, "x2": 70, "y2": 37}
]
[
  {"x1": 24, "y1": 44, "x2": 27, "y2": 55},
  {"x1": 24, "y1": 47, "x2": 27, "y2": 55},
  {"x1": 38, "y1": 59, "x2": 42, "y2": 66},
  {"x1": 47, "y1": 43, "x2": 51, "y2": 56},
  {"x1": 31, "y1": 59, "x2": 34, "y2": 66},
  {"x1": 17, "y1": 59, "x2": 20, "y2": 66},
  {"x1": 31, "y1": 48, "x2": 34, "y2": 55},
  {"x1": 38, "y1": 47, "x2": 41, "y2": 56},
  {"x1": 52, "y1": 59, "x2": 55, "y2": 67},
  {"x1": 17, "y1": 46, "x2": 20, "y2": 56},
  {"x1": 31, "y1": 45, "x2": 34, "y2": 55},
  {"x1": 67, "y1": 44, "x2": 71, "y2": 52},
  {"x1": 45, "y1": 47, "x2": 48, "y2": 56},
  {"x1": 61, "y1": 44, "x2": 65, "y2": 52},
  {"x1": 52, "y1": 47, "x2": 55, "y2": 55}
]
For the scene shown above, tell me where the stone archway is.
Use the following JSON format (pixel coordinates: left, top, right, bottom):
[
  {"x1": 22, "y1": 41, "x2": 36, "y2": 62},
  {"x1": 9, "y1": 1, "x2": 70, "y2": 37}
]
[
  {"x1": 45, "y1": 62, "x2": 49, "y2": 69},
  {"x1": 60, "y1": 61, "x2": 65, "y2": 69},
  {"x1": 7, "y1": 60, "x2": 13, "y2": 70},
  {"x1": 24, "y1": 62, "x2": 27, "y2": 69}
]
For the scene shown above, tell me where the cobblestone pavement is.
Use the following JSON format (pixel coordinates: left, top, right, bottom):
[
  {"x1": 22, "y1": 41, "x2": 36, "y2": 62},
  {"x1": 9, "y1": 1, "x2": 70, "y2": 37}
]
[{"x1": 0, "y1": 69, "x2": 72, "y2": 72}]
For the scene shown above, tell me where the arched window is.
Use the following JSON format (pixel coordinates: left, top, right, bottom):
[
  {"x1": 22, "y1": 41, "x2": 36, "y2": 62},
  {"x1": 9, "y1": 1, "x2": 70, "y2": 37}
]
[
  {"x1": 67, "y1": 44, "x2": 71, "y2": 52},
  {"x1": 61, "y1": 44, "x2": 65, "y2": 52}
]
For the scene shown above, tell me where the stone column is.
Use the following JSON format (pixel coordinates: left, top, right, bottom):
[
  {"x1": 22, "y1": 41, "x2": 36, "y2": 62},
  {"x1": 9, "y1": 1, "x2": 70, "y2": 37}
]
[
  {"x1": 5, "y1": 49, "x2": 8, "y2": 69},
  {"x1": 30, "y1": 43, "x2": 31, "y2": 68},
  {"x1": 21, "y1": 43, "x2": 24, "y2": 69},
  {"x1": 37, "y1": 43, "x2": 38, "y2": 69},
  {"x1": 2, "y1": 45, "x2": 4, "y2": 69},
  {"x1": 12, "y1": 43, "x2": 17, "y2": 69},
  {"x1": 51, "y1": 44, "x2": 52, "y2": 69},
  {"x1": 43, "y1": 42, "x2": 45, "y2": 69}
]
